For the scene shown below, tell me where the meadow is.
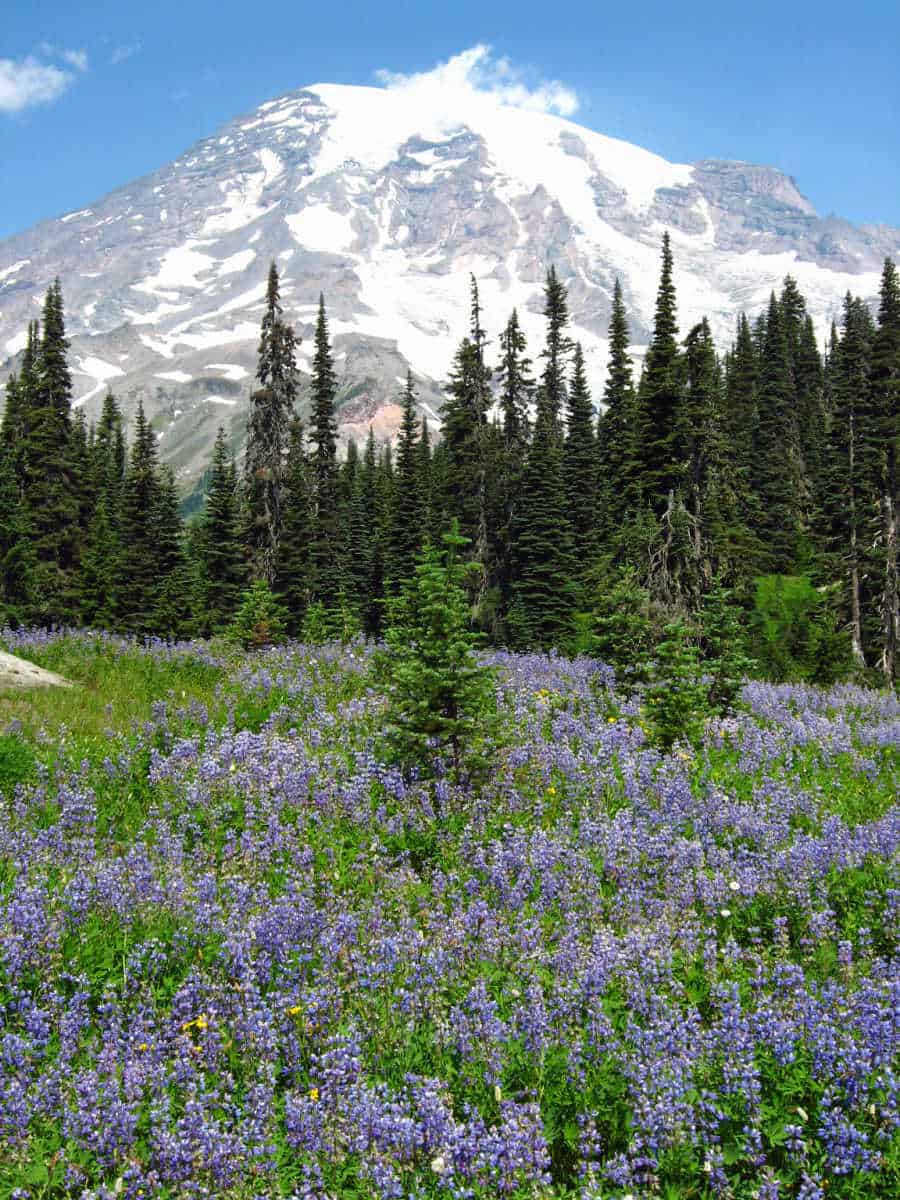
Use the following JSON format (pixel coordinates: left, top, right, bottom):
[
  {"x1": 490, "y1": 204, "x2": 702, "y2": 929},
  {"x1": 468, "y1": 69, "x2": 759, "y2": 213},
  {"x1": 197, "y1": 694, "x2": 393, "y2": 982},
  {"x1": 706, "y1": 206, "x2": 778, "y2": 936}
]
[{"x1": 0, "y1": 629, "x2": 897, "y2": 1199}]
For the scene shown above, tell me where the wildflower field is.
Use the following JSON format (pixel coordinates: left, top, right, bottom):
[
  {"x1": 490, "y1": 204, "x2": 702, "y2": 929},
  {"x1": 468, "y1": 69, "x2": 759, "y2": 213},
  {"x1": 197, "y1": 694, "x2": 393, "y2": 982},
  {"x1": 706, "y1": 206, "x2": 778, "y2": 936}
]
[{"x1": 0, "y1": 630, "x2": 898, "y2": 1200}]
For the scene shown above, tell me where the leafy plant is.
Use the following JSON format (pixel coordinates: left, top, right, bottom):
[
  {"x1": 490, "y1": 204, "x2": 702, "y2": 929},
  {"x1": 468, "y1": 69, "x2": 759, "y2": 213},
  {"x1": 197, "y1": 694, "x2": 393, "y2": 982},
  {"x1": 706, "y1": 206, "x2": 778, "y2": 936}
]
[
  {"x1": 300, "y1": 594, "x2": 361, "y2": 645},
  {"x1": 226, "y1": 578, "x2": 289, "y2": 649},
  {"x1": 751, "y1": 574, "x2": 853, "y2": 684},
  {"x1": 700, "y1": 577, "x2": 755, "y2": 710},
  {"x1": 644, "y1": 620, "x2": 710, "y2": 748},
  {"x1": 378, "y1": 521, "x2": 498, "y2": 783}
]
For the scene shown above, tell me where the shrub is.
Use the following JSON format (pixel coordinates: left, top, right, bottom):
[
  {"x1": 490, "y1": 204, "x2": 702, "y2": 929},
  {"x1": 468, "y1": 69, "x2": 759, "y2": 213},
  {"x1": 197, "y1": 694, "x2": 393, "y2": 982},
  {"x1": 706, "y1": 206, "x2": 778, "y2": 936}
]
[
  {"x1": 644, "y1": 621, "x2": 710, "y2": 749},
  {"x1": 379, "y1": 522, "x2": 498, "y2": 784},
  {"x1": 751, "y1": 574, "x2": 853, "y2": 685},
  {"x1": 226, "y1": 579, "x2": 288, "y2": 650},
  {"x1": 700, "y1": 578, "x2": 755, "y2": 710}
]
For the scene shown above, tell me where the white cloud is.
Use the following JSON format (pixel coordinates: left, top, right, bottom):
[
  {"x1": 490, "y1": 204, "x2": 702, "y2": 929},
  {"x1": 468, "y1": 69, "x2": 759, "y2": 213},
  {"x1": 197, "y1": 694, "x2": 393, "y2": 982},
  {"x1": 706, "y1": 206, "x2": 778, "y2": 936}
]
[
  {"x1": 62, "y1": 48, "x2": 89, "y2": 72},
  {"x1": 0, "y1": 56, "x2": 72, "y2": 113},
  {"x1": 111, "y1": 41, "x2": 143, "y2": 66},
  {"x1": 36, "y1": 43, "x2": 89, "y2": 72},
  {"x1": 376, "y1": 45, "x2": 579, "y2": 120}
]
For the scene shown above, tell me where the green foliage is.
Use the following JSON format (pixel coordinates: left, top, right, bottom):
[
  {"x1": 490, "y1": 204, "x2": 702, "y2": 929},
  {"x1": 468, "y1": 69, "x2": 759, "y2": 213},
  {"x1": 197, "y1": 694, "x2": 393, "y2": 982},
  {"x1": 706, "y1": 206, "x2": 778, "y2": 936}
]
[
  {"x1": 244, "y1": 261, "x2": 298, "y2": 585},
  {"x1": 644, "y1": 620, "x2": 711, "y2": 749},
  {"x1": 573, "y1": 566, "x2": 657, "y2": 686},
  {"x1": 227, "y1": 579, "x2": 289, "y2": 649},
  {"x1": 199, "y1": 427, "x2": 245, "y2": 632},
  {"x1": 386, "y1": 371, "x2": 424, "y2": 587},
  {"x1": 0, "y1": 733, "x2": 35, "y2": 796},
  {"x1": 700, "y1": 578, "x2": 755, "y2": 709},
  {"x1": 300, "y1": 596, "x2": 360, "y2": 645},
  {"x1": 751, "y1": 574, "x2": 853, "y2": 684},
  {"x1": 379, "y1": 522, "x2": 498, "y2": 783}
]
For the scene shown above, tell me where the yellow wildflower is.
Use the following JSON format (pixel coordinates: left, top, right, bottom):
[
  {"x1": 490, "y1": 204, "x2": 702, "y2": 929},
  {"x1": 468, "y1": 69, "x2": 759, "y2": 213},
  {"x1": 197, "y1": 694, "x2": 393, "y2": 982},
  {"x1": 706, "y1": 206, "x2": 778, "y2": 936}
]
[
  {"x1": 287, "y1": 1004, "x2": 302, "y2": 1016},
  {"x1": 138, "y1": 1042, "x2": 149, "y2": 1052},
  {"x1": 309, "y1": 1087, "x2": 320, "y2": 1102},
  {"x1": 547, "y1": 785, "x2": 557, "y2": 796}
]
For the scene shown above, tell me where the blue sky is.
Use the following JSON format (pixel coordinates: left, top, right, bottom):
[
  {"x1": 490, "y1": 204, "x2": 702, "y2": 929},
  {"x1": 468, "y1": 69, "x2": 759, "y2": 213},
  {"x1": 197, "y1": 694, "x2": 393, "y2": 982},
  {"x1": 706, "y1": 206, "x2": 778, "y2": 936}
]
[{"x1": 2, "y1": 1, "x2": 898, "y2": 241}]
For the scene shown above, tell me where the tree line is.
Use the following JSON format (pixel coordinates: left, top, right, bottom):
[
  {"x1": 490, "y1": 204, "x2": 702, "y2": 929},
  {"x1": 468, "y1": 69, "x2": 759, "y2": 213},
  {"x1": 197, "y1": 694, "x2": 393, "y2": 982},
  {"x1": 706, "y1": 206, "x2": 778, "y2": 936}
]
[{"x1": 1, "y1": 241, "x2": 898, "y2": 682}]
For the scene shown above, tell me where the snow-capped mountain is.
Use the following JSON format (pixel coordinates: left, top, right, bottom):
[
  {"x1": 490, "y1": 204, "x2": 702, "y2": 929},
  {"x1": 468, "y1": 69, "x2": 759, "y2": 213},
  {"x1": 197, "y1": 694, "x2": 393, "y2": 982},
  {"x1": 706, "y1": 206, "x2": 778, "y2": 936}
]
[{"x1": 1, "y1": 80, "x2": 898, "y2": 485}]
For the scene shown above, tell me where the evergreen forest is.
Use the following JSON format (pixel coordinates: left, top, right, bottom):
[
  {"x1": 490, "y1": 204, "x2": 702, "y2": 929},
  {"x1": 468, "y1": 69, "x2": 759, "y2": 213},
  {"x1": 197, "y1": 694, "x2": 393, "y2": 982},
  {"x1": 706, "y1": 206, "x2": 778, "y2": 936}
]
[{"x1": 2, "y1": 239, "x2": 898, "y2": 686}]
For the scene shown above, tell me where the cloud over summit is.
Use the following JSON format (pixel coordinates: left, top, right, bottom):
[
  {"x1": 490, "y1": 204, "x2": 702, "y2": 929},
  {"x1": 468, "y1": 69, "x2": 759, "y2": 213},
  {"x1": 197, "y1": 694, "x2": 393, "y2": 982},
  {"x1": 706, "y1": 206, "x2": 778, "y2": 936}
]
[{"x1": 376, "y1": 45, "x2": 579, "y2": 121}]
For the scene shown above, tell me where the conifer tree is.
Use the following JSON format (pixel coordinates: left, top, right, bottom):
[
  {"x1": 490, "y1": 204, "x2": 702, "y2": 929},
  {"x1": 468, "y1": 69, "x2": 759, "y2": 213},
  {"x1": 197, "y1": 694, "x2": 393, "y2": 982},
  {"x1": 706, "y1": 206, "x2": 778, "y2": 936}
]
[
  {"x1": 359, "y1": 428, "x2": 386, "y2": 635},
  {"x1": 245, "y1": 261, "x2": 298, "y2": 584},
  {"x1": 723, "y1": 314, "x2": 759, "y2": 521},
  {"x1": 120, "y1": 402, "x2": 162, "y2": 633},
  {"x1": 307, "y1": 293, "x2": 342, "y2": 605},
  {"x1": 417, "y1": 415, "x2": 433, "y2": 537},
  {"x1": 753, "y1": 293, "x2": 803, "y2": 572},
  {"x1": 440, "y1": 343, "x2": 487, "y2": 545},
  {"x1": 387, "y1": 372, "x2": 423, "y2": 587},
  {"x1": 540, "y1": 266, "x2": 574, "y2": 424},
  {"x1": 871, "y1": 258, "x2": 900, "y2": 680},
  {"x1": 80, "y1": 496, "x2": 121, "y2": 629},
  {"x1": 92, "y1": 391, "x2": 127, "y2": 513},
  {"x1": 677, "y1": 319, "x2": 721, "y2": 593},
  {"x1": 1, "y1": 374, "x2": 26, "y2": 467},
  {"x1": 597, "y1": 278, "x2": 637, "y2": 536},
  {"x1": 821, "y1": 294, "x2": 876, "y2": 667},
  {"x1": 509, "y1": 271, "x2": 577, "y2": 649},
  {"x1": 497, "y1": 308, "x2": 532, "y2": 448},
  {"x1": 0, "y1": 443, "x2": 35, "y2": 624},
  {"x1": 201, "y1": 427, "x2": 246, "y2": 631},
  {"x1": 380, "y1": 519, "x2": 497, "y2": 783},
  {"x1": 22, "y1": 282, "x2": 80, "y2": 621},
  {"x1": 150, "y1": 466, "x2": 193, "y2": 637},
  {"x1": 563, "y1": 342, "x2": 597, "y2": 569},
  {"x1": 344, "y1": 436, "x2": 373, "y2": 621},
  {"x1": 493, "y1": 310, "x2": 534, "y2": 622},
  {"x1": 275, "y1": 416, "x2": 312, "y2": 633},
  {"x1": 636, "y1": 233, "x2": 682, "y2": 506}
]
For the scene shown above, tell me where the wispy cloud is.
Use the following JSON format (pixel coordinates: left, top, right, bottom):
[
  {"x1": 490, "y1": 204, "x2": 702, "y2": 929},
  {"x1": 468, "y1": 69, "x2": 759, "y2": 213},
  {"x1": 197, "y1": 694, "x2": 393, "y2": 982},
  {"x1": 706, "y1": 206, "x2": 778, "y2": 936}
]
[
  {"x1": 111, "y1": 41, "x2": 143, "y2": 66},
  {"x1": 376, "y1": 45, "x2": 580, "y2": 121},
  {"x1": 0, "y1": 55, "x2": 73, "y2": 113},
  {"x1": 36, "y1": 42, "x2": 89, "y2": 72}
]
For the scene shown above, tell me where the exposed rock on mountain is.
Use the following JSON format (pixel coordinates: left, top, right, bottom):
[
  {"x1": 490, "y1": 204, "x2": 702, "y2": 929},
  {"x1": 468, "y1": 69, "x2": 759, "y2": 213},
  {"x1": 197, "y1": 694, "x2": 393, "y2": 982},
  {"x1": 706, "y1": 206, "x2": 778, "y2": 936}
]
[{"x1": 1, "y1": 81, "x2": 897, "y2": 486}]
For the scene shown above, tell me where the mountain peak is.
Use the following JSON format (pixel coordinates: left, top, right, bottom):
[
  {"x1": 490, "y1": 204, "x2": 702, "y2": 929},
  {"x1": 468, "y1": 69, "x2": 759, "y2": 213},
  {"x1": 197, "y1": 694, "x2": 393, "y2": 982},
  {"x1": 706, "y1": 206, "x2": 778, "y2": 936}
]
[{"x1": 1, "y1": 82, "x2": 898, "y2": 487}]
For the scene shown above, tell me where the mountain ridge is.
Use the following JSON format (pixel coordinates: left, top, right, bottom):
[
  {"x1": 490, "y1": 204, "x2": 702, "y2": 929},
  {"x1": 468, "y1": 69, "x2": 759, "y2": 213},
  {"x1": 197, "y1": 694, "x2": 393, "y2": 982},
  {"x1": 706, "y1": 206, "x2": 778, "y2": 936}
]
[{"x1": 1, "y1": 80, "x2": 898, "y2": 486}]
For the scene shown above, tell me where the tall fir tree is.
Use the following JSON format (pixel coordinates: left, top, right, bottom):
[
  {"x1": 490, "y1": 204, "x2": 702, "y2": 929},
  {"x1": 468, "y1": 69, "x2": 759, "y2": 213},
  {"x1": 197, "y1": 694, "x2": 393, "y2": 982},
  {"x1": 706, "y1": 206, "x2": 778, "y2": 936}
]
[
  {"x1": 386, "y1": 372, "x2": 424, "y2": 588},
  {"x1": 493, "y1": 309, "x2": 534, "y2": 624},
  {"x1": 439, "y1": 280, "x2": 492, "y2": 553},
  {"x1": 636, "y1": 233, "x2": 682, "y2": 507},
  {"x1": 245, "y1": 261, "x2": 298, "y2": 584},
  {"x1": 870, "y1": 258, "x2": 900, "y2": 681},
  {"x1": 509, "y1": 270, "x2": 577, "y2": 649},
  {"x1": 275, "y1": 416, "x2": 313, "y2": 633},
  {"x1": 307, "y1": 293, "x2": 342, "y2": 605},
  {"x1": 417, "y1": 415, "x2": 433, "y2": 538},
  {"x1": 821, "y1": 294, "x2": 876, "y2": 666},
  {"x1": 0, "y1": 443, "x2": 35, "y2": 624},
  {"x1": 92, "y1": 391, "x2": 127, "y2": 514},
  {"x1": 151, "y1": 466, "x2": 193, "y2": 637},
  {"x1": 677, "y1": 319, "x2": 721, "y2": 596},
  {"x1": 201, "y1": 427, "x2": 246, "y2": 631},
  {"x1": 22, "y1": 281, "x2": 81, "y2": 622},
  {"x1": 753, "y1": 292, "x2": 803, "y2": 573},
  {"x1": 120, "y1": 401, "x2": 162, "y2": 633},
  {"x1": 563, "y1": 342, "x2": 597, "y2": 570},
  {"x1": 597, "y1": 278, "x2": 637, "y2": 537},
  {"x1": 80, "y1": 496, "x2": 121, "y2": 629}
]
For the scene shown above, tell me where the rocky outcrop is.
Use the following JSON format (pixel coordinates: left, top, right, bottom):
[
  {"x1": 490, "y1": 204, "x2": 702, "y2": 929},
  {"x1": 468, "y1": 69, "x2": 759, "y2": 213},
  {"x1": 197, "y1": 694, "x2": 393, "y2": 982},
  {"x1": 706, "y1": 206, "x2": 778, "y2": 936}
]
[
  {"x1": 0, "y1": 652, "x2": 72, "y2": 690},
  {"x1": 1, "y1": 83, "x2": 897, "y2": 489}
]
